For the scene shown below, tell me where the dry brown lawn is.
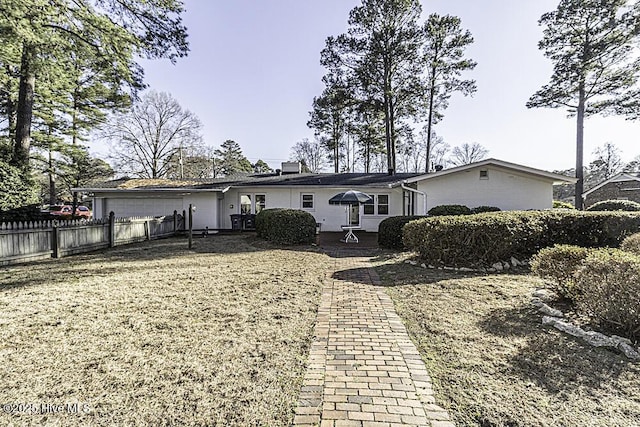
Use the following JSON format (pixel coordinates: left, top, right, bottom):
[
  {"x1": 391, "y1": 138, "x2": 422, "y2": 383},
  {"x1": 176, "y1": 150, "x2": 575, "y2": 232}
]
[
  {"x1": 374, "y1": 253, "x2": 640, "y2": 427},
  {"x1": 0, "y1": 235, "x2": 330, "y2": 426}
]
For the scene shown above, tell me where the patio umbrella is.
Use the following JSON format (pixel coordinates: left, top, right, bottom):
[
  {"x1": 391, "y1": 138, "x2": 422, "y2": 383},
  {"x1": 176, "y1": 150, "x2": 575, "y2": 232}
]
[
  {"x1": 328, "y1": 190, "x2": 373, "y2": 206},
  {"x1": 329, "y1": 190, "x2": 373, "y2": 226}
]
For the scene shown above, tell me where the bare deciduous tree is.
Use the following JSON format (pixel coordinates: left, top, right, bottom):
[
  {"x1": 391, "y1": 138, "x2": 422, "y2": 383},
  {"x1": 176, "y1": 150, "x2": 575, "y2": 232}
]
[
  {"x1": 587, "y1": 142, "x2": 624, "y2": 186},
  {"x1": 290, "y1": 138, "x2": 328, "y2": 173},
  {"x1": 103, "y1": 91, "x2": 203, "y2": 178},
  {"x1": 449, "y1": 142, "x2": 488, "y2": 166}
]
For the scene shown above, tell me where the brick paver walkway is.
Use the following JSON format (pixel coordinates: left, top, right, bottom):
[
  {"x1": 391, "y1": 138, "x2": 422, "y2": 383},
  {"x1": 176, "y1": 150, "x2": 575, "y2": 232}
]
[{"x1": 294, "y1": 250, "x2": 454, "y2": 427}]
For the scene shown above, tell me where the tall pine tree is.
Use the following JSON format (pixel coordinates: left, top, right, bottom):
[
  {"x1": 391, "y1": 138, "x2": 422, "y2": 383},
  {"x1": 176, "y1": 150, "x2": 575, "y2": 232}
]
[
  {"x1": 422, "y1": 13, "x2": 476, "y2": 173},
  {"x1": 0, "y1": 0, "x2": 188, "y2": 172},
  {"x1": 320, "y1": 0, "x2": 424, "y2": 175},
  {"x1": 527, "y1": 0, "x2": 640, "y2": 209}
]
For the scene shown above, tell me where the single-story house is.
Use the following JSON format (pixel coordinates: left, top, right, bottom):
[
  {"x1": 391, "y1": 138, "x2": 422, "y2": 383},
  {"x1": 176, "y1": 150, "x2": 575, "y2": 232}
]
[
  {"x1": 583, "y1": 172, "x2": 640, "y2": 208},
  {"x1": 75, "y1": 159, "x2": 576, "y2": 232}
]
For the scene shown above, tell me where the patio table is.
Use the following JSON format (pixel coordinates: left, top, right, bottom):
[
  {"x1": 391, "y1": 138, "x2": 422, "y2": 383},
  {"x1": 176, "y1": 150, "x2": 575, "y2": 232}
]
[{"x1": 340, "y1": 225, "x2": 361, "y2": 243}]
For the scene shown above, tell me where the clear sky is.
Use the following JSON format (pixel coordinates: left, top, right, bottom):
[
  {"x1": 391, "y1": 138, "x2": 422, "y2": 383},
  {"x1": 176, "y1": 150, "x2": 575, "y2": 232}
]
[{"x1": 113, "y1": 0, "x2": 639, "y2": 173}]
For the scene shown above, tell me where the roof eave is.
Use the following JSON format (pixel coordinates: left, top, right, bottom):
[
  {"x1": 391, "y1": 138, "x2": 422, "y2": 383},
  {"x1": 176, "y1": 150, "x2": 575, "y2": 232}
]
[
  {"x1": 404, "y1": 158, "x2": 577, "y2": 184},
  {"x1": 582, "y1": 172, "x2": 640, "y2": 197},
  {"x1": 73, "y1": 187, "x2": 225, "y2": 193}
]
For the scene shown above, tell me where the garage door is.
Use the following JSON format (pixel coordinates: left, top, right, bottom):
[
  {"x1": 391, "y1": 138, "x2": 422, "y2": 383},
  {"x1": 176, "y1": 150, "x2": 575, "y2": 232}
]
[{"x1": 106, "y1": 198, "x2": 183, "y2": 218}]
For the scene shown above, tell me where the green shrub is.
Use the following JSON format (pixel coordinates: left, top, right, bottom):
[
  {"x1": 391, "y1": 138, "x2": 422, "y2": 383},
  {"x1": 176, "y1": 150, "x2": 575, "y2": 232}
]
[
  {"x1": 531, "y1": 245, "x2": 589, "y2": 300},
  {"x1": 403, "y1": 212, "x2": 547, "y2": 267},
  {"x1": 574, "y1": 249, "x2": 640, "y2": 341},
  {"x1": 255, "y1": 208, "x2": 317, "y2": 245},
  {"x1": 403, "y1": 211, "x2": 640, "y2": 268},
  {"x1": 553, "y1": 200, "x2": 575, "y2": 209},
  {"x1": 586, "y1": 199, "x2": 640, "y2": 211},
  {"x1": 0, "y1": 204, "x2": 50, "y2": 223},
  {"x1": 378, "y1": 216, "x2": 426, "y2": 249},
  {"x1": 471, "y1": 205, "x2": 501, "y2": 214},
  {"x1": 540, "y1": 210, "x2": 640, "y2": 248},
  {"x1": 621, "y1": 233, "x2": 640, "y2": 256},
  {"x1": 427, "y1": 204, "x2": 472, "y2": 216},
  {"x1": 0, "y1": 160, "x2": 38, "y2": 214}
]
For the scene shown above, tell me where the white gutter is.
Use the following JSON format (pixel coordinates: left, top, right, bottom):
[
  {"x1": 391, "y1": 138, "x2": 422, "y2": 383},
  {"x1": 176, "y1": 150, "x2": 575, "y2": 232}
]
[{"x1": 401, "y1": 183, "x2": 427, "y2": 215}]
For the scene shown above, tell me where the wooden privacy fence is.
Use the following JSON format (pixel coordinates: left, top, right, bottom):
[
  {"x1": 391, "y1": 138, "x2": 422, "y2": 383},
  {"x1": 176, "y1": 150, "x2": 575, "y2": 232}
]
[{"x1": 0, "y1": 211, "x2": 185, "y2": 266}]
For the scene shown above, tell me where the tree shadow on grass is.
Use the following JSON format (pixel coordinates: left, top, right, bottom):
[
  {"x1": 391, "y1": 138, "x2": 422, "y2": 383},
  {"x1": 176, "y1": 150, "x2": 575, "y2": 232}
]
[
  {"x1": 375, "y1": 261, "x2": 484, "y2": 286},
  {"x1": 332, "y1": 267, "x2": 375, "y2": 283},
  {"x1": 0, "y1": 236, "x2": 276, "y2": 292},
  {"x1": 478, "y1": 304, "x2": 633, "y2": 393},
  {"x1": 0, "y1": 265, "x2": 137, "y2": 291},
  {"x1": 0, "y1": 233, "x2": 338, "y2": 292},
  {"x1": 331, "y1": 262, "x2": 486, "y2": 286}
]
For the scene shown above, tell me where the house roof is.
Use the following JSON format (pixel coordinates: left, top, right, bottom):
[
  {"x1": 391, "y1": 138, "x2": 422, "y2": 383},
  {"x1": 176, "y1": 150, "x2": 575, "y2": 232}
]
[
  {"x1": 75, "y1": 172, "x2": 423, "y2": 192},
  {"x1": 75, "y1": 158, "x2": 573, "y2": 193},
  {"x1": 403, "y1": 158, "x2": 577, "y2": 185},
  {"x1": 229, "y1": 172, "x2": 422, "y2": 188},
  {"x1": 582, "y1": 172, "x2": 640, "y2": 198}
]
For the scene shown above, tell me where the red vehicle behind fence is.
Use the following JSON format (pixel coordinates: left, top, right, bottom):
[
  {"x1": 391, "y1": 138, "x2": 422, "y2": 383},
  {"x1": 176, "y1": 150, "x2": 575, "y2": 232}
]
[{"x1": 49, "y1": 205, "x2": 92, "y2": 219}]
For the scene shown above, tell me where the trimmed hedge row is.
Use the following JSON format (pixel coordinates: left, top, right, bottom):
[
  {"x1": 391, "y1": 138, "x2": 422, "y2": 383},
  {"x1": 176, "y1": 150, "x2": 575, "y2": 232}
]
[
  {"x1": 472, "y1": 205, "x2": 502, "y2": 214},
  {"x1": 379, "y1": 206, "x2": 500, "y2": 249},
  {"x1": 427, "y1": 204, "x2": 472, "y2": 216},
  {"x1": 553, "y1": 200, "x2": 575, "y2": 209},
  {"x1": 255, "y1": 208, "x2": 317, "y2": 245},
  {"x1": 586, "y1": 199, "x2": 640, "y2": 211},
  {"x1": 403, "y1": 211, "x2": 640, "y2": 268},
  {"x1": 378, "y1": 216, "x2": 426, "y2": 249},
  {"x1": 426, "y1": 204, "x2": 501, "y2": 216}
]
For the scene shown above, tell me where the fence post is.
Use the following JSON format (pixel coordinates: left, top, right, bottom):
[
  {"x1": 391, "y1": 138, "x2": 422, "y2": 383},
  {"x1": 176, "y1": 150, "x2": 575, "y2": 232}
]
[
  {"x1": 109, "y1": 211, "x2": 115, "y2": 248},
  {"x1": 173, "y1": 210, "x2": 178, "y2": 234},
  {"x1": 52, "y1": 225, "x2": 60, "y2": 258},
  {"x1": 182, "y1": 210, "x2": 186, "y2": 231},
  {"x1": 188, "y1": 204, "x2": 193, "y2": 249},
  {"x1": 145, "y1": 220, "x2": 150, "y2": 241}
]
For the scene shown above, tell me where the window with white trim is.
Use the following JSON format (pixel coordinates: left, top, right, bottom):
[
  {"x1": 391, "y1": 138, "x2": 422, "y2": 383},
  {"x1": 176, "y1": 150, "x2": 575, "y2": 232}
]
[
  {"x1": 240, "y1": 193, "x2": 266, "y2": 214},
  {"x1": 363, "y1": 194, "x2": 389, "y2": 216},
  {"x1": 301, "y1": 194, "x2": 314, "y2": 209},
  {"x1": 240, "y1": 194, "x2": 252, "y2": 214},
  {"x1": 377, "y1": 195, "x2": 389, "y2": 215},
  {"x1": 256, "y1": 194, "x2": 266, "y2": 213},
  {"x1": 364, "y1": 196, "x2": 374, "y2": 215}
]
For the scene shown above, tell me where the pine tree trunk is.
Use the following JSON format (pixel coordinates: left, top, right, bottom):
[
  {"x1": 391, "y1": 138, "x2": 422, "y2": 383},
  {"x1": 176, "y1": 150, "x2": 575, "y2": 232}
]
[
  {"x1": 389, "y1": 96, "x2": 396, "y2": 176},
  {"x1": 364, "y1": 137, "x2": 370, "y2": 173},
  {"x1": 333, "y1": 120, "x2": 339, "y2": 173},
  {"x1": 12, "y1": 44, "x2": 36, "y2": 171},
  {"x1": 575, "y1": 85, "x2": 585, "y2": 210},
  {"x1": 425, "y1": 65, "x2": 437, "y2": 173},
  {"x1": 383, "y1": 55, "x2": 394, "y2": 175},
  {"x1": 48, "y1": 129, "x2": 56, "y2": 205},
  {"x1": 71, "y1": 191, "x2": 79, "y2": 221},
  {"x1": 384, "y1": 94, "x2": 392, "y2": 175}
]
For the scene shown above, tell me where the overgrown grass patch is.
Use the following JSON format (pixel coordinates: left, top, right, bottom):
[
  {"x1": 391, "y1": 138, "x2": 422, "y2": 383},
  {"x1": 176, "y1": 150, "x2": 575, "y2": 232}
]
[
  {"x1": 0, "y1": 235, "x2": 329, "y2": 426},
  {"x1": 373, "y1": 254, "x2": 640, "y2": 426}
]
